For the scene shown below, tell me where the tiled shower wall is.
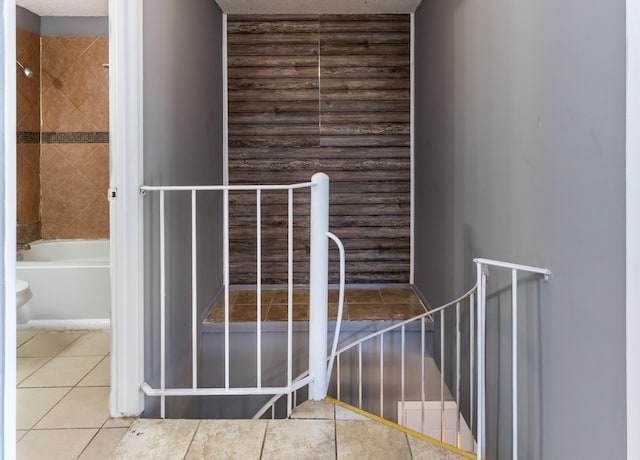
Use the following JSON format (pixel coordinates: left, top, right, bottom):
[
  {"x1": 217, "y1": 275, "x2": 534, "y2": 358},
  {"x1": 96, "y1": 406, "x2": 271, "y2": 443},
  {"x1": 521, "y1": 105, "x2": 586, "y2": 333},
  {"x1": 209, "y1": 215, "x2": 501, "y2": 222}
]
[
  {"x1": 15, "y1": 28, "x2": 109, "y2": 242},
  {"x1": 40, "y1": 36, "x2": 109, "y2": 239},
  {"x1": 16, "y1": 27, "x2": 41, "y2": 243}
]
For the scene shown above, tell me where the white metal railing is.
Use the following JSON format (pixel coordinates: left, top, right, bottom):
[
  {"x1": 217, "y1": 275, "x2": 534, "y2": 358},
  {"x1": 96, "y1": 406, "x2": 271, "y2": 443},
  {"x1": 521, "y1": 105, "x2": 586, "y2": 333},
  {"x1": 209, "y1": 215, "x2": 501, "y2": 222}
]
[
  {"x1": 330, "y1": 283, "x2": 478, "y2": 451},
  {"x1": 139, "y1": 173, "x2": 344, "y2": 418},
  {"x1": 327, "y1": 258, "x2": 551, "y2": 459},
  {"x1": 474, "y1": 258, "x2": 551, "y2": 460}
]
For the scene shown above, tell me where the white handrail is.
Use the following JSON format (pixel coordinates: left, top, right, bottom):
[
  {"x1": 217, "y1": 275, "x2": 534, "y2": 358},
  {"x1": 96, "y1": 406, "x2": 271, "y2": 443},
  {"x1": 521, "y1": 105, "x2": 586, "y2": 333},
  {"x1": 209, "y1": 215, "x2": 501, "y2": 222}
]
[
  {"x1": 326, "y1": 231, "x2": 346, "y2": 388},
  {"x1": 140, "y1": 182, "x2": 313, "y2": 192}
]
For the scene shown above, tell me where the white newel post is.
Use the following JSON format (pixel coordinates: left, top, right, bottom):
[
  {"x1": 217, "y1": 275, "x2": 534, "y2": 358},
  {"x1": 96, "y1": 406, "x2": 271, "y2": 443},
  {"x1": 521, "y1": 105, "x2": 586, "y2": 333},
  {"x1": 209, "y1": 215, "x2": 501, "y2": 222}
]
[{"x1": 308, "y1": 172, "x2": 330, "y2": 400}]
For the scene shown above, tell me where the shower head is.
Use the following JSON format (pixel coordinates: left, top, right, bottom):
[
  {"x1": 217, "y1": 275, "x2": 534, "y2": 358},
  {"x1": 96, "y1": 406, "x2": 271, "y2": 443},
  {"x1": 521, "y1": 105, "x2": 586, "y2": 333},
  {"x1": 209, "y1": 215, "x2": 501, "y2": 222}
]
[{"x1": 16, "y1": 60, "x2": 34, "y2": 78}]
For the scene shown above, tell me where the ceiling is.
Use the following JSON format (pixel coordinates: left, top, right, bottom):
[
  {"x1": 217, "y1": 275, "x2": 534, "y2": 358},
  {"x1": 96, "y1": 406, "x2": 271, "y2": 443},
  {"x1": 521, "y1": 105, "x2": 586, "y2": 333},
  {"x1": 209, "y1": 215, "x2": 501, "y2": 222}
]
[
  {"x1": 17, "y1": 0, "x2": 421, "y2": 17},
  {"x1": 214, "y1": 0, "x2": 422, "y2": 14},
  {"x1": 16, "y1": 0, "x2": 108, "y2": 16}
]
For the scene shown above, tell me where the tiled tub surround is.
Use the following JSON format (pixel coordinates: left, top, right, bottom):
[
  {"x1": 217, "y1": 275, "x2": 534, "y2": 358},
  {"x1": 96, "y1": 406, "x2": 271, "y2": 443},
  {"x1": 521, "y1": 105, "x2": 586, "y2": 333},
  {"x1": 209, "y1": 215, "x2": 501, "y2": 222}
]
[
  {"x1": 16, "y1": 27, "x2": 41, "y2": 243},
  {"x1": 40, "y1": 35, "x2": 109, "y2": 240},
  {"x1": 15, "y1": 28, "x2": 110, "y2": 242}
]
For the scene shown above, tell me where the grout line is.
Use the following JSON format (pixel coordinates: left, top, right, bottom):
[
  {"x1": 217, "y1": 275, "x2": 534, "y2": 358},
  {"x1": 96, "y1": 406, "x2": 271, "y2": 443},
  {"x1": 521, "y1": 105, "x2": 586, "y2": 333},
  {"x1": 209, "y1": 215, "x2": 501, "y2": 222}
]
[
  {"x1": 182, "y1": 420, "x2": 201, "y2": 459},
  {"x1": 75, "y1": 427, "x2": 102, "y2": 459},
  {"x1": 259, "y1": 419, "x2": 269, "y2": 459},
  {"x1": 405, "y1": 433, "x2": 415, "y2": 460}
]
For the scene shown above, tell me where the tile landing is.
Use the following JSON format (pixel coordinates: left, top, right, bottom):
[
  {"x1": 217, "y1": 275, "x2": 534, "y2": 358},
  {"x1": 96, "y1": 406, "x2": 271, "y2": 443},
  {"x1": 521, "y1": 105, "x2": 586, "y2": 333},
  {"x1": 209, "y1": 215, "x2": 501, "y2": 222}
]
[{"x1": 111, "y1": 400, "x2": 470, "y2": 460}]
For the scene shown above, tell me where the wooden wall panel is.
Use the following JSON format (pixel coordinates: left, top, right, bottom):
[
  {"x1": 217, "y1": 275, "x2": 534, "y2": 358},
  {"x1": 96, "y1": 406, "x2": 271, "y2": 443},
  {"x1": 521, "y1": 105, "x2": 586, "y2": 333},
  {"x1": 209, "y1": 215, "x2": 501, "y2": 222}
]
[{"x1": 227, "y1": 15, "x2": 410, "y2": 284}]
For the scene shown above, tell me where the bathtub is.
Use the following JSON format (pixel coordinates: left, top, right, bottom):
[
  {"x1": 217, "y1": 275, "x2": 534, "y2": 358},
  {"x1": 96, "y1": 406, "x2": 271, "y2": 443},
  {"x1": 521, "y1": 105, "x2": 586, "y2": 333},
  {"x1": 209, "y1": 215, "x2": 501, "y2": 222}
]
[{"x1": 17, "y1": 240, "x2": 110, "y2": 330}]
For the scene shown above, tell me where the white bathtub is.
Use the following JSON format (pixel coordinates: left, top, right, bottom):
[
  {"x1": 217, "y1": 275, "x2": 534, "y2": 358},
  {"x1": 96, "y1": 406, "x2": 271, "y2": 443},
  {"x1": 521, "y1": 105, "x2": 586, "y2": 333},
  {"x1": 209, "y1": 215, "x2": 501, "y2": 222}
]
[{"x1": 17, "y1": 240, "x2": 111, "y2": 330}]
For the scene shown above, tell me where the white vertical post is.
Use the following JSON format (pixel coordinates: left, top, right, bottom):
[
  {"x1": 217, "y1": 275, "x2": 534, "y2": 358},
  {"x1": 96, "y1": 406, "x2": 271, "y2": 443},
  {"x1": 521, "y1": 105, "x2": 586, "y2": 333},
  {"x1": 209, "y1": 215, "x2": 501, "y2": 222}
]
[
  {"x1": 223, "y1": 189, "x2": 230, "y2": 389},
  {"x1": 191, "y1": 190, "x2": 198, "y2": 390},
  {"x1": 358, "y1": 344, "x2": 363, "y2": 408},
  {"x1": 401, "y1": 325, "x2": 406, "y2": 426},
  {"x1": 160, "y1": 191, "x2": 166, "y2": 418},
  {"x1": 440, "y1": 309, "x2": 445, "y2": 442},
  {"x1": 287, "y1": 188, "x2": 294, "y2": 410},
  {"x1": 308, "y1": 172, "x2": 329, "y2": 400},
  {"x1": 476, "y1": 262, "x2": 484, "y2": 460},
  {"x1": 470, "y1": 292, "x2": 475, "y2": 447},
  {"x1": 256, "y1": 190, "x2": 262, "y2": 389},
  {"x1": 421, "y1": 316, "x2": 426, "y2": 434},
  {"x1": 380, "y1": 334, "x2": 384, "y2": 418},
  {"x1": 456, "y1": 301, "x2": 461, "y2": 448},
  {"x1": 512, "y1": 268, "x2": 518, "y2": 460}
]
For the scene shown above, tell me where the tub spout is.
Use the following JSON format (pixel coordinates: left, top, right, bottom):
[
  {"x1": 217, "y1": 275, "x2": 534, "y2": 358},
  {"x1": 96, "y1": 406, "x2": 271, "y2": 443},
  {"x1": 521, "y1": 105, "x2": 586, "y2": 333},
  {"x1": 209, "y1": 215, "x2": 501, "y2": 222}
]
[{"x1": 17, "y1": 243, "x2": 31, "y2": 251}]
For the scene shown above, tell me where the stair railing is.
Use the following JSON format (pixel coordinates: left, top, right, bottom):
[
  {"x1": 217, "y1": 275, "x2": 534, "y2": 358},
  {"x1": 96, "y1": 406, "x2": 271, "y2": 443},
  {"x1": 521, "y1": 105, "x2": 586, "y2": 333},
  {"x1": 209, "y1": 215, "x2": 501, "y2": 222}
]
[{"x1": 139, "y1": 173, "x2": 342, "y2": 418}]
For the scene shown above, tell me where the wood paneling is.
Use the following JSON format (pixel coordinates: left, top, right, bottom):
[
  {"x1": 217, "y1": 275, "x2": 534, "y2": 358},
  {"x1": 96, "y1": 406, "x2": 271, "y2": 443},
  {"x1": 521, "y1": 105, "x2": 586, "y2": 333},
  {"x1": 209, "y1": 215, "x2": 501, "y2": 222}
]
[{"x1": 227, "y1": 15, "x2": 410, "y2": 284}]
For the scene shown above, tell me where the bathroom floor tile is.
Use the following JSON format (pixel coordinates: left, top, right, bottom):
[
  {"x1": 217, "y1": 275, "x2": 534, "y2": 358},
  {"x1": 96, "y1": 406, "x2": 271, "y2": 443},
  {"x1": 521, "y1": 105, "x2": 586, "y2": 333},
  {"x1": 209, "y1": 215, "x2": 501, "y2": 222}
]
[
  {"x1": 185, "y1": 420, "x2": 267, "y2": 459},
  {"x1": 35, "y1": 386, "x2": 110, "y2": 429},
  {"x1": 16, "y1": 330, "x2": 36, "y2": 347},
  {"x1": 262, "y1": 419, "x2": 335, "y2": 459},
  {"x1": 16, "y1": 387, "x2": 70, "y2": 430},
  {"x1": 78, "y1": 356, "x2": 110, "y2": 386},
  {"x1": 16, "y1": 430, "x2": 28, "y2": 442},
  {"x1": 58, "y1": 331, "x2": 110, "y2": 356},
  {"x1": 17, "y1": 331, "x2": 82, "y2": 358},
  {"x1": 19, "y1": 356, "x2": 103, "y2": 387},
  {"x1": 17, "y1": 428, "x2": 97, "y2": 460},
  {"x1": 111, "y1": 419, "x2": 200, "y2": 459},
  {"x1": 78, "y1": 427, "x2": 128, "y2": 460},
  {"x1": 16, "y1": 357, "x2": 50, "y2": 384},
  {"x1": 336, "y1": 420, "x2": 412, "y2": 459}
]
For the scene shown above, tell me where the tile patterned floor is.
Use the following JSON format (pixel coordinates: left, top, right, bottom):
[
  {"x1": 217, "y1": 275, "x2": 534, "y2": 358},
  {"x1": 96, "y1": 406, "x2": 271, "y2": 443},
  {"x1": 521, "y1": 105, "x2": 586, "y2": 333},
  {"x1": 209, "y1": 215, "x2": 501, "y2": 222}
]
[
  {"x1": 206, "y1": 286, "x2": 426, "y2": 323},
  {"x1": 16, "y1": 330, "x2": 134, "y2": 460},
  {"x1": 111, "y1": 400, "x2": 470, "y2": 460}
]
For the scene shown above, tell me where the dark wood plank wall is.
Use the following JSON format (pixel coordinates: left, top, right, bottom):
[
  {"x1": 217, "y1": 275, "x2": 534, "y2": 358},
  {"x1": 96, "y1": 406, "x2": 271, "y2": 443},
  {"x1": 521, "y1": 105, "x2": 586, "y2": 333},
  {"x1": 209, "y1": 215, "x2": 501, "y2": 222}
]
[{"x1": 227, "y1": 15, "x2": 410, "y2": 284}]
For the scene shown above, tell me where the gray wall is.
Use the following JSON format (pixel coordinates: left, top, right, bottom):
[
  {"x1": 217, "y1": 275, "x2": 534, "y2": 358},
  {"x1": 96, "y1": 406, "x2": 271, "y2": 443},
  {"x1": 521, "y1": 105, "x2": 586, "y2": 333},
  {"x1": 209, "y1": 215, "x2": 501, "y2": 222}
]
[
  {"x1": 414, "y1": 1, "x2": 626, "y2": 459},
  {"x1": 16, "y1": 6, "x2": 40, "y2": 34},
  {"x1": 143, "y1": 0, "x2": 224, "y2": 417}
]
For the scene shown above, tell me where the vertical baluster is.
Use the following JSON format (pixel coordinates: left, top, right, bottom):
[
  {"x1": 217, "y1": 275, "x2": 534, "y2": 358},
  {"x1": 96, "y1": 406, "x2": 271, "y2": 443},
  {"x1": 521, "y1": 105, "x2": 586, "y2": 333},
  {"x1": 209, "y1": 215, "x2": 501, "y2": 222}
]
[
  {"x1": 358, "y1": 343, "x2": 363, "y2": 408},
  {"x1": 470, "y1": 292, "x2": 475, "y2": 452},
  {"x1": 401, "y1": 325, "x2": 406, "y2": 426},
  {"x1": 287, "y1": 189, "x2": 293, "y2": 391},
  {"x1": 160, "y1": 190, "x2": 166, "y2": 418},
  {"x1": 380, "y1": 334, "x2": 384, "y2": 418},
  {"x1": 512, "y1": 269, "x2": 519, "y2": 460},
  {"x1": 421, "y1": 316, "x2": 426, "y2": 434},
  {"x1": 191, "y1": 190, "x2": 198, "y2": 390},
  {"x1": 256, "y1": 190, "x2": 262, "y2": 389},
  {"x1": 456, "y1": 301, "x2": 461, "y2": 448},
  {"x1": 224, "y1": 189, "x2": 230, "y2": 389},
  {"x1": 440, "y1": 310, "x2": 445, "y2": 443},
  {"x1": 337, "y1": 354, "x2": 341, "y2": 400}
]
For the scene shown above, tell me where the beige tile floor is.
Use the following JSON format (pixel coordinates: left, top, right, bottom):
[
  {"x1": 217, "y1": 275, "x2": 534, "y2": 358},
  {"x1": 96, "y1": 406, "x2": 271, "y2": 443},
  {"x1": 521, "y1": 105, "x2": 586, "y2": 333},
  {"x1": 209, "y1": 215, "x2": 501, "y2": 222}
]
[
  {"x1": 206, "y1": 286, "x2": 426, "y2": 323},
  {"x1": 112, "y1": 400, "x2": 470, "y2": 460},
  {"x1": 16, "y1": 330, "x2": 134, "y2": 460}
]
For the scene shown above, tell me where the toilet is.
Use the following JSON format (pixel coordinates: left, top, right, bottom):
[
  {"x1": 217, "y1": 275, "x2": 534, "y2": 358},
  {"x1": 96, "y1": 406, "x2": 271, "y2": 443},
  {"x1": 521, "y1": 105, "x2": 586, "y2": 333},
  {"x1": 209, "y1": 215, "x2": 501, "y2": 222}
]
[{"x1": 16, "y1": 279, "x2": 32, "y2": 309}]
